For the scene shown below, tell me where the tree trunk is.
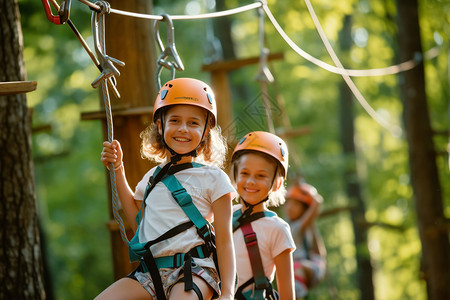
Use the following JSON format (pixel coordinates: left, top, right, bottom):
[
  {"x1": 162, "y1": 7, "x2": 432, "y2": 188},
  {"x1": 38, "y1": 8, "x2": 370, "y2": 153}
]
[
  {"x1": 0, "y1": 0, "x2": 46, "y2": 299},
  {"x1": 338, "y1": 15, "x2": 375, "y2": 300},
  {"x1": 395, "y1": 0, "x2": 450, "y2": 298}
]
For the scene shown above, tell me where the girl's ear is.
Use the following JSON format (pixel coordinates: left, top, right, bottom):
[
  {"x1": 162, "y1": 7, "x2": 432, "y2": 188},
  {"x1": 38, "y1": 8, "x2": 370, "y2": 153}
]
[
  {"x1": 272, "y1": 176, "x2": 284, "y2": 192},
  {"x1": 156, "y1": 119, "x2": 163, "y2": 136}
]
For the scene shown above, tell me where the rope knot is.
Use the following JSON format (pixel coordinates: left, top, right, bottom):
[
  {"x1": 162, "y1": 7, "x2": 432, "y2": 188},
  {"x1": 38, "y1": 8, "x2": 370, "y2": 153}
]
[{"x1": 95, "y1": 0, "x2": 111, "y2": 16}]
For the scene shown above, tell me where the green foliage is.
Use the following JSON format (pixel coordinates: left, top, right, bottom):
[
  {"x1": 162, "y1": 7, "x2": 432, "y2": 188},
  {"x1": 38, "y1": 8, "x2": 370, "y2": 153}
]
[{"x1": 18, "y1": 0, "x2": 449, "y2": 299}]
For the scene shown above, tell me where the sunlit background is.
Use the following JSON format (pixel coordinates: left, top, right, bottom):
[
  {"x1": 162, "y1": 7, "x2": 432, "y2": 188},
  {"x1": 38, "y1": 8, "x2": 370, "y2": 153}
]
[{"x1": 18, "y1": 0, "x2": 449, "y2": 299}]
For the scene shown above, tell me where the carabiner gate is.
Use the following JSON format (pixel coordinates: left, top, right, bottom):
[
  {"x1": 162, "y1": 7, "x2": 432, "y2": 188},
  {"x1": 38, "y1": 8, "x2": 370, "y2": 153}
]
[
  {"x1": 41, "y1": 0, "x2": 72, "y2": 25},
  {"x1": 153, "y1": 13, "x2": 184, "y2": 90}
]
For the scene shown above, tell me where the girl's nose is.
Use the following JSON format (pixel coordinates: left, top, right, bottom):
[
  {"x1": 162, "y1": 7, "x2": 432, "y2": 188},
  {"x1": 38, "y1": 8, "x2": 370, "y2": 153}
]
[
  {"x1": 247, "y1": 175, "x2": 256, "y2": 185},
  {"x1": 178, "y1": 122, "x2": 188, "y2": 132}
]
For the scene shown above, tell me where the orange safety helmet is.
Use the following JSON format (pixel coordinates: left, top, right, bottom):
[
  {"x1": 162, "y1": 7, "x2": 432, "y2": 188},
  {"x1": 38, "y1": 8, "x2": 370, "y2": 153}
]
[
  {"x1": 232, "y1": 131, "x2": 289, "y2": 178},
  {"x1": 286, "y1": 183, "x2": 317, "y2": 206},
  {"x1": 153, "y1": 78, "x2": 217, "y2": 127}
]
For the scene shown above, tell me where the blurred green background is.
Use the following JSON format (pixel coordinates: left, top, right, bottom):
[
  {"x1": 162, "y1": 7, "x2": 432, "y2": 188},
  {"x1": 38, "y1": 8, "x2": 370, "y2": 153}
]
[{"x1": 18, "y1": 0, "x2": 449, "y2": 299}]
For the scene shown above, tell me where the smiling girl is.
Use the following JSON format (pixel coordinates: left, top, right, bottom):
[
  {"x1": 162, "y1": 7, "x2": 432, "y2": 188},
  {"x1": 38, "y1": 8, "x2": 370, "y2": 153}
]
[
  {"x1": 231, "y1": 131, "x2": 295, "y2": 300},
  {"x1": 98, "y1": 78, "x2": 236, "y2": 300}
]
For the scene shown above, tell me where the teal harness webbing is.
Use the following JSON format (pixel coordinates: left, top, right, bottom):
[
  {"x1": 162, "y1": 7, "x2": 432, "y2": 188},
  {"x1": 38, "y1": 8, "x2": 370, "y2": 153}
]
[
  {"x1": 128, "y1": 162, "x2": 216, "y2": 300},
  {"x1": 233, "y1": 209, "x2": 279, "y2": 300}
]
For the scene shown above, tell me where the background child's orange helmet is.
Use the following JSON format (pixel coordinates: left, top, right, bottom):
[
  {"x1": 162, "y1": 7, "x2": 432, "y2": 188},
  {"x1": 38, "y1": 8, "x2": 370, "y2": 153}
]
[
  {"x1": 232, "y1": 131, "x2": 289, "y2": 178},
  {"x1": 286, "y1": 183, "x2": 317, "y2": 206},
  {"x1": 153, "y1": 78, "x2": 217, "y2": 127}
]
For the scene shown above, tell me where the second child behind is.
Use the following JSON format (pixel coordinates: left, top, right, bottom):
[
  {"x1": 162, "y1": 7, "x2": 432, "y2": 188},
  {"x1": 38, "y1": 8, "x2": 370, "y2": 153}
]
[{"x1": 231, "y1": 131, "x2": 296, "y2": 300}]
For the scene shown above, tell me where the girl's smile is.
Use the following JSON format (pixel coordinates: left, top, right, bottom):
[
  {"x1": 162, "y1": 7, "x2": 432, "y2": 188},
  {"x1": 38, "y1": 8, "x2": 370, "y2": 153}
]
[
  {"x1": 158, "y1": 104, "x2": 209, "y2": 161},
  {"x1": 236, "y1": 153, "x2": 277, "y2": 206}
]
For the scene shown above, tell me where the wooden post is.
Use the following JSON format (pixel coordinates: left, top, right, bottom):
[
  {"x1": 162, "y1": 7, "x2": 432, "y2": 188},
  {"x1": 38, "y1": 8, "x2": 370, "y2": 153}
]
[
  {"x1": 82, "y1": 0, "x2": 156, "y2": 280},
  {"x1": 202, "y1": 53, "x2": 310, "y2": 174},
  {"x1": 202, "y1": 53, "x2": 284, "y2": 141}
]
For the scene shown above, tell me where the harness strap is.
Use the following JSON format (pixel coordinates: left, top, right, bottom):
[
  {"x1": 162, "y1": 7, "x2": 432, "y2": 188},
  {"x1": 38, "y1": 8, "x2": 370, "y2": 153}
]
[
  {"x1": 142, "y1": 247, "x2": 166, "y2": 299},
  {"x1": 129, "y1": 162, "x2": 215, "y2": 299},
  {"x1": 158, "y1": 173, "x2": 215, "y2": 296},
  {"x1": 240, "y1": 222, "x2": 271, "y2": 291},
  {"x1": 233, "y1": 210, "x2": 276, "y2": 232},
  {"x1": 177, "y1": 277, "x2": 204, "y2": 300},
  {"x1": 235, "y1": 278, "x2": 254, "y2": 300},
  {"x1": 233, "y1": 209, "x2": 278, "y2": 299},
  {"x1": 155, "y1": 243, "x2": 209, "y2": 269},
  {"x1": 161, "y1": 175, "x2": 208, "y2": 232},
  {"x1": 129, "y1": 163, "x2": 200, "y2": 261}
]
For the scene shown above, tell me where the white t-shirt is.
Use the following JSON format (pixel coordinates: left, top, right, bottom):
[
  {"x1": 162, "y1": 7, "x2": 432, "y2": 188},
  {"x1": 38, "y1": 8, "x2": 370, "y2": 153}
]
[
  {"x1": 134, "y1": 163, "x2": 236, "y2": 264},
  {"x1": 233, "y1": 204, "x2": 296, "y2": 288}
]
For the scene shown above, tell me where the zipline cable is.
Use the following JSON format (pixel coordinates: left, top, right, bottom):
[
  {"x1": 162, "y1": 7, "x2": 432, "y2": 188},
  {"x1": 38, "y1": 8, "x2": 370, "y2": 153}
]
[
  {"x1": 303, "y1": 0, "x2": 402, "y2": 136},
  {"x1": 74, "y1": 0, "x2": 442, "y2": 137},
  {"x1": 76, "y1": 0, "x2": 441, "y2": 78},
  {"x1": 262, "y1": 3, "x2": 439, "y2": 77},
  {"x1": 78, "y1": 0, "x2": 262, "y2": 20}
]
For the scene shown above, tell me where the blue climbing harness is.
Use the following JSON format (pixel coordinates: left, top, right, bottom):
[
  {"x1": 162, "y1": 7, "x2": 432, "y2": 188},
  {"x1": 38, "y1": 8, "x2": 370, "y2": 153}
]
[{"x1": 128, "y1": 162, "x2": 217, "y2": 300}]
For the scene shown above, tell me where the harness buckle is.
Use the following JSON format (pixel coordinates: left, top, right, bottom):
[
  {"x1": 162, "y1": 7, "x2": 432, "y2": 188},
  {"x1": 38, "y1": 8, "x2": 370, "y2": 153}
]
[
  {"x1": 244, "y1": 232, "x2": 257, "y2": 246},
  {"x1": 197, "y1": 224, "x2": 215, "y2": 253},
  {"x1": 171, "y1": 188, "x2": 190, "y2": 206},
  {"x1": 197, "y1": 224, "x2": 210, "y2": 239},
  {"x1": 173, "y1": 253, "x2": 184, "y2": 267}
]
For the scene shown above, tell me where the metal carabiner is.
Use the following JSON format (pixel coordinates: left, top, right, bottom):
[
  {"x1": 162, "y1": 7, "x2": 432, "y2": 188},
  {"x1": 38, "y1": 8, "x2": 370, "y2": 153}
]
[
  {"x1": 41, "y1": 0, "x2": 71, "y2": 25},
  {"x1": 41, "y1": 0, "x2": 62, "y2": 24},
  {"x1": 155, "y1": 61, "x2": 176, "y2": 91},
  {"x1": 153, "y1": 13, "x2": 184, "y2": 89},
  {"x1": 58, "y1": 0, "x2": 72, "y2": 24},
  {"x1": 91, "y1": 1, "x2": 125, "y2": 98}
]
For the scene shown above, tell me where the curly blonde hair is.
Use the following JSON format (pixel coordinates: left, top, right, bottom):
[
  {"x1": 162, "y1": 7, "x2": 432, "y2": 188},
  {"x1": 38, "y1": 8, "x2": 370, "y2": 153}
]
[
  {"x1": 140, "y1": 111, "x2": 227, "y2": 167},
  {"x1": 231, "y1": 151, "x2": 287, "y2": 207}
]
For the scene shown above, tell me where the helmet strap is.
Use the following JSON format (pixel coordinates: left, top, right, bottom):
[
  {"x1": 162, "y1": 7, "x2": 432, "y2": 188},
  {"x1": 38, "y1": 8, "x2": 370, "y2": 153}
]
[{"x1": 240, "y1": 196, "x2": 269, "y2": 218}]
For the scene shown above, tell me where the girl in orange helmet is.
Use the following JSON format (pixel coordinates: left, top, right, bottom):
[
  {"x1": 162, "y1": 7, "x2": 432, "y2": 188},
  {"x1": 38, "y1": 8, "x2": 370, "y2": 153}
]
[
  {"x1": 284, "y1": 182, "x2": 326, "y2": 299},
  {"x1": 99, "y1": 78, "x2": 236, "y2": 300},
  {"x1": 231, "y1": 131, "x2": 295, "y2": 300}
]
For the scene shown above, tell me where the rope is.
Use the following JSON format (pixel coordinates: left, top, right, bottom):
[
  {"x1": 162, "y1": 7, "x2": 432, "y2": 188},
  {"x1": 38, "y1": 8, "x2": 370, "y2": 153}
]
[
  {"x1": 92, "y1": 1, "x2": 129, "y2": 244},
  {"x1": 76, "y1": 0, "x2": 441, "y2": 78},
  {"x1": 303, "y1": 0, "x2": 402, "y2": 136},
  {"x1": 78, "y1": 0, "x2": 262, "y2": 20},
  {"x1": 262, "y1": 4, "x2": 439, "y2": 77},
  {"x1": 77, "y1": 0, "x2": 443, "y2": 137},
  {"x1": 255, "y1": 5, "x2": 275, "y2": 134}
]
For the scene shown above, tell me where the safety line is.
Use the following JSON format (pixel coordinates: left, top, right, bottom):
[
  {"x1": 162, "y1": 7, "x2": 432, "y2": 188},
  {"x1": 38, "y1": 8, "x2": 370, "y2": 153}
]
[
  {"x1": 78, "y1": 0, "x2": 262, "y2": 20},
  {"x1": 77, "y1": 0, "x2": 440, "y2": 78},
  {"x1": 303, "y1": 0, "x2": 402, "y2": 136},
  {"x1": 263, "y1": 4, "x2": 438, "y2": 77},
  {"x1": 93, "y1": 3, "x2": 130, "y2": 244},
  {"x1": 76, "y1": 0, "x2": 438, "y2": 137}
]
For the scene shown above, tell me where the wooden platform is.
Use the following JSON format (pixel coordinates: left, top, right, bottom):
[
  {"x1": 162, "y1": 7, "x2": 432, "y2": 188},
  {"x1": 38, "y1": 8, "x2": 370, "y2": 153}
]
[{"x1": 0, "y1": 81, "x2": 37, "y2": 95}]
